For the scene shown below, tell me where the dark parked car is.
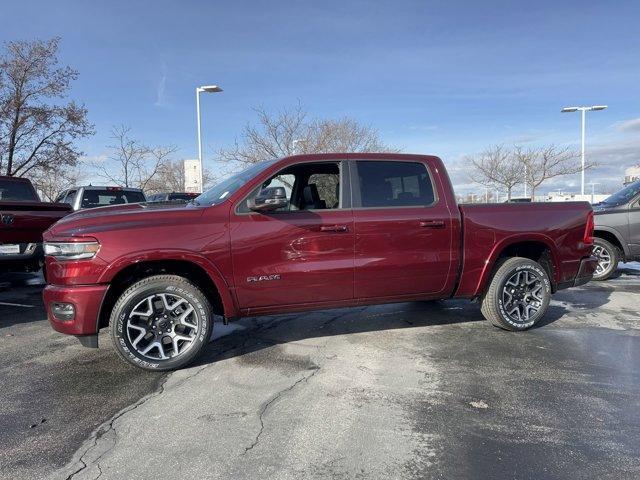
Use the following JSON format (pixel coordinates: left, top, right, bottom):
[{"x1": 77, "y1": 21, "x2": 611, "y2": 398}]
[
  {"x1": 43, "y1": 153, "x2": 596, "y2": 370},
  {"x1": 146, "y1": 192, "x2": 199, "y2": 203},
  {"x1": 592, "y1": 179, "x2": 640, "y2": 280},
  {"x1": 55, "y1": 186, "x2": 146, "y2": 211},
  {"x1": 0, "y1": 176, "x2": 71, "y2": 272}
]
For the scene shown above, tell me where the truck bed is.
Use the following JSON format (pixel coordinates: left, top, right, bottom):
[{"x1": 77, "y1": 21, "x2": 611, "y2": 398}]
[{"x1": 455, "y1": 201, "x2": 594, "y2": 297}]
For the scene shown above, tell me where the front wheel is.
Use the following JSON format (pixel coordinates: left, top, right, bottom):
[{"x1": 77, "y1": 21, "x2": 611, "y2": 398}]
[
  {"x1": 110, "y1": 275, "x2": 213, "y2": 371},
  {"x1": 480, "y1": 257, "x2": 551, "y2": 331},
  {"x1": 592, "y1": 238, "x2": 619, "y2": 281}
]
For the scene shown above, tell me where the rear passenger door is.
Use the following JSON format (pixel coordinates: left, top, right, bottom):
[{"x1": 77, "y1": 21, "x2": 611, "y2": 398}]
[{"x1": 351, "y1": 159, "x2": 454, "y2": 299}]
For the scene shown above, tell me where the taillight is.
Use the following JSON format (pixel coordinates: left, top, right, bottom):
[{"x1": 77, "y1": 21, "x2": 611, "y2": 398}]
[{"x1": 584, "y1": 210, "x2": 594, "y2": 245}]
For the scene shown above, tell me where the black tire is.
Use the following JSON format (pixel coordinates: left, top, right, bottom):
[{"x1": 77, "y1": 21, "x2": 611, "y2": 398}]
[
  {"x1": 110, "y1": 275, "x2": 213, "y2": 371},
  {"x1": 480, "y1": 257, "x2": 551, "y2": 331},
  {"x1": 592, "y1": 237, "x2": 620, "y2": 281}
]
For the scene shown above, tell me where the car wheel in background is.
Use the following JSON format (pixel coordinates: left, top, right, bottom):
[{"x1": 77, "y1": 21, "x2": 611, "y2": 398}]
[
  {"x1": 480, "y1": 257, "x2": 551, "y2": 331},
  {"x1": 592, "y1": 238, "x2": 619, "y2": 281},
  {"x1": 110, "y1": 275, "x2": 213, "y2": 371}
]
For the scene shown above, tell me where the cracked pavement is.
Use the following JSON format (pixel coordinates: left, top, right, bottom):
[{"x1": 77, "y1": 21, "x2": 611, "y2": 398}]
[{"x1": 1, "y1": 266, "x2": 640, "y2": 480}]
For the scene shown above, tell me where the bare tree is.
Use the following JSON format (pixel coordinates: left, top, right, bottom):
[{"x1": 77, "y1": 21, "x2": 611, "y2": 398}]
[
  {"x1": 30, "y1": 164, "x2": 83, "y2": 201},
  {"x1": 0, "y1": 37, "x2": 93, "y2": 176},
  {"x1": 467, "y1": 145, "x2": 524, "y2": 200},
  {"x1": 92, "y1": 125, "x2": 177, "y2": 190},
  {"x1": 219, "y1": 103, "x2": 398, "y2": 169},
  {"x1": 144, "y1": 159, "x2": 216, "y2": 194},
  {"x1": 521, "y1": 145, "x2": 584, "y2": 199}
]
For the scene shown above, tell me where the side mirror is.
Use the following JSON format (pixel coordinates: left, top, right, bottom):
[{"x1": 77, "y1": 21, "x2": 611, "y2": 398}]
[{"x1": 249, "y1": 186, "x2": 288, "y2": 212}]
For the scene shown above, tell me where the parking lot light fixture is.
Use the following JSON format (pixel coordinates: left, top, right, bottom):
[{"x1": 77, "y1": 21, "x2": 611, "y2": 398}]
[
  {"x1": 196, "y1": 85, "x2": 223, "y2": 193},
  {"x1": 561, "y1": 105, "x2": 608, "y2": 196}
]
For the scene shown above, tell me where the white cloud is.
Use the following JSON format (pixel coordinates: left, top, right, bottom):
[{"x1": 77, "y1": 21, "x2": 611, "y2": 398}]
[
  {"x1": 614, "y1": 118, "x2": 640, "y2": 133},
  {"x1": 154, "y1": 61, "x2": 168, "y2": 107}
]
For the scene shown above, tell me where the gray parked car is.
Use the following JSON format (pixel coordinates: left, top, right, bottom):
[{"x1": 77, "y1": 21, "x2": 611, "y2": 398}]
[
  {"x1": 55, "y1": 186, "x2": 146, "y2": 211},
  {"x1": 592, "y1": 179, "x2": 640, "y2": 280}
]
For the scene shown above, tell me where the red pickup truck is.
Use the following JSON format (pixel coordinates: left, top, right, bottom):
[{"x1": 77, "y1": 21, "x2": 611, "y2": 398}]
[
  {"x1": 0, "y1": 176, "x2": 71, "y2": 273},
  {"x1": 43, "y1": 154, "x2": 597, "y2": 370}
]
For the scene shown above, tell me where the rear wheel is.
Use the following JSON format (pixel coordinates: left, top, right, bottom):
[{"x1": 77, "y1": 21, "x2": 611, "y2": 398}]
[
  {"x1": 592, "y1": 237, "x2": 619, "y2": 281},
  {"x1": 110, "y1": 275, "x2": 213, "y2": 371},
  {"x1": 480, "y1": 257, "x2": 551, "y2": 331}
]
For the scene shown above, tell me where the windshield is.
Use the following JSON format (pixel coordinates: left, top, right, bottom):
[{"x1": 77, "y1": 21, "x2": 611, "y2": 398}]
[
  {"x1": 602, "y1": 179, "x2": 640, "y2": 207},
  {"x1": 194, "y1": 160, "x2": 277, "y2": 205},
  {"x1": 0, "y1": 180, "x2": 38, "y2": 202},
  {"x1": 81, "y1": 189, "x2": 146, "y2": 209}
]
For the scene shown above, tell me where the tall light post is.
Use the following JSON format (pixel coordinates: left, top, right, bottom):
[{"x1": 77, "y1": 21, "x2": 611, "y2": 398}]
[
  {"x1": 561, "y1": 105, "x2": 607, "y2": 196},
  {"x1": 196, "y1": 85, "x2": 223, "y2": 193}
]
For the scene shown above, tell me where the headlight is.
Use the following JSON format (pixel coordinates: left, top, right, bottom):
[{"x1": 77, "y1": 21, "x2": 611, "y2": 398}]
[{"x1": 44, "y1": 241, "x2": 100, "y2": 260}]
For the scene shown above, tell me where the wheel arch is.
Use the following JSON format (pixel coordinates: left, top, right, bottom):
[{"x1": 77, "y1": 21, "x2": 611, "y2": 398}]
[
  {"x1": 97, "y1": 253, "x2": 238, "y2": 330},
  {"x1": 475, "y1": 235, "x2": 559, "y2": 297},
  {"x1": 593, "y1": 227, "x2": 627, "y2": 260}
]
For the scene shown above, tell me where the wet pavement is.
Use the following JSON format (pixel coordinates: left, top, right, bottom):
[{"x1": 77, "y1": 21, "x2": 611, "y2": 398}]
[
  {"x1": 0, "y1": 266, "x2": 639, "y2": 480},
  {"x1": 0, "y1": 273, "x2": 164, "y2": 480}
]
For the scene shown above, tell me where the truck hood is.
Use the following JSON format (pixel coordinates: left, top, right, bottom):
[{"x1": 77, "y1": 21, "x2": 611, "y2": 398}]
[{"x1": 45, "y1": 201, "x2": 207, "y2": 239}]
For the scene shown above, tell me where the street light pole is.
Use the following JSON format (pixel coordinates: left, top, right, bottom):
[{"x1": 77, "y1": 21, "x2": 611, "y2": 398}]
[
  {"x1": 196, "y1": 85, "x2": 223, "y2": 193},
  {"x1": 561, "y1": 105, "x2": 607, "y2": 196}
]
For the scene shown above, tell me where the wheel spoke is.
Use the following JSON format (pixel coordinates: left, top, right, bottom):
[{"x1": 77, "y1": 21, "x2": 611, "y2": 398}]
[{"x1": 178, "y1": 306, "x2": 196, "y2": 327}]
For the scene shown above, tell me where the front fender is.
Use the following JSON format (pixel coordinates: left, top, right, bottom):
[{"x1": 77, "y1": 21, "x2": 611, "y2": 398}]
[
  {"x1": 97, "y1": 249, "x2": 239, "y2": 318},
  {"x1": 593, "y1": 226, "x2": 629, "y2": 258}
]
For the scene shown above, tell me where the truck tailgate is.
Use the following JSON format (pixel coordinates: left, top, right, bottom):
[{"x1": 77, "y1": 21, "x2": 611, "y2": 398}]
[{"x1": 0, "y1": 202, "x2": 72, "y2": 244}]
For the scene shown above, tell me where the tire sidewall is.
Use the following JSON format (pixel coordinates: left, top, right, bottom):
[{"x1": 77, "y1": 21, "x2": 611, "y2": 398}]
[
  {"x1": 111, "y1": 278, "x2": 212, "y2": 371},
  {"x1": 496, "y1": 261, "x2": 551, "y2": 330}
]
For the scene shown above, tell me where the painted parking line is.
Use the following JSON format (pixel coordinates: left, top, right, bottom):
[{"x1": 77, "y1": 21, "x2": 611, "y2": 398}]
[{"x1": 0, "y1": 301, "x2": 35, "y2": 308}]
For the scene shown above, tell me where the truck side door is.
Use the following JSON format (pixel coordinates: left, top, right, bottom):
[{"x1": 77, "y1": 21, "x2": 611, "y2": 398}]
[
  {"x1": 351, "y1": 159, "x2": 454, "y2": 299},
  {"x1": 230, "y1": 161, "x2": 354, "y2": 311}
]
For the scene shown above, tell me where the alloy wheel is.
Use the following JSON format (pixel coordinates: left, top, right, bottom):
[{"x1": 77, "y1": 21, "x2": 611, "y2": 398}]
[
  {"x1": 126, "y1": 293, "x2": 200, "y2": 360},
  {"x1": 501, "y1": 270, "x2": 544, "y2": 324},
  {"x1": 593, "y1": 244, "x2": 612, "y2": 277}
]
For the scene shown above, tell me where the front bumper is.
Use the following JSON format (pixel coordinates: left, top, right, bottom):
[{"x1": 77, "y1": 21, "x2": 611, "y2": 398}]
[
  {"x1": 44, "y1": 284, "x2": 109, "y2": 338},
  {"x1": 0, "y1": 243, "x2": 43, "y2": 272},
  {"x1": 558, "y1": 255, "x2": 598, "y2": 290}
]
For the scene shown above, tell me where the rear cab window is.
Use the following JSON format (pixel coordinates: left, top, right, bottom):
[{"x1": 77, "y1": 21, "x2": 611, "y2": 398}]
[
  {"x1": 0, "y1": 180, "x2": 38, "y2": 202},
  {"x1": 353, "y1": 160, "x2": 436, "y2": 208},
  {"x1": 80, "y1": 189, "x2": 146, "y2": 209}
]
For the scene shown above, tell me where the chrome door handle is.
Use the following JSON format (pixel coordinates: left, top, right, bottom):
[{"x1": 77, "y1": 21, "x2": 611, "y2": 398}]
[
  {"x1": 419, "y1": 220, "x2": 445, "y2": 228},
  {"x1": 320, "y1": 224, "x2": 348, "y2": 232}
]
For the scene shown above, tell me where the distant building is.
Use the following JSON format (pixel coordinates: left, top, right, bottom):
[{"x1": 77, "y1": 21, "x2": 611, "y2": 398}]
[
  {"x1": 541, "y1": 191, "x2": 609, "y2": 204},
  {"x1": 624, "y1": 165, "x2": 640, "y2": 185},
  {"x1": 184, "y1": 159, "x2": 201, "y2": 193}
]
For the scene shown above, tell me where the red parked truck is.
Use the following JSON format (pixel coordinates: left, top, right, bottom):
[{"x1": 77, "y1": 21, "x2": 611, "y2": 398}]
[
  {"x1": 0, "y1": 176, "x2": 72, "y2": 273},
  {"x1": 43, "y1": 154, "x2": 597, "y2": 370}
]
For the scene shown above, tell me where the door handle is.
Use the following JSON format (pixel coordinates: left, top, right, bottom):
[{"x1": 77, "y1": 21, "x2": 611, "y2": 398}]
[
  {"x1": 419, "y1": 220, "x2": 445, "y2": 229},
  {"x1": 320, "y1": 224, "x2": 349, "y2": 232}
]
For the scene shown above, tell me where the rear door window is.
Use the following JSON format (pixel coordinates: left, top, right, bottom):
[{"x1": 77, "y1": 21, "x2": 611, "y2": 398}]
[{"x1": 354, "y1": 161, "x2": 435, "y2": 208}]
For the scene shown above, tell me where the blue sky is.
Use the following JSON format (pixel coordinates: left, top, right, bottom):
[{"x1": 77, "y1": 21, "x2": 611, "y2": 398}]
[{"x1": 2, "y1": 0, "x2": 639, "y2": 194}]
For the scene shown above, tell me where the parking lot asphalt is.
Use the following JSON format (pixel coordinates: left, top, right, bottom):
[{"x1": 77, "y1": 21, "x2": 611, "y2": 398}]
[{"x1": 1, "y1": 266, "x2": 639, "y2": 480}]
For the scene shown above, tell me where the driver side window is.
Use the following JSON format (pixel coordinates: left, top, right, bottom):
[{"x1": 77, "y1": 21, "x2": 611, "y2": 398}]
[{"x1": 239, "y1": 162, "x2": 342, "y2": 213}]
